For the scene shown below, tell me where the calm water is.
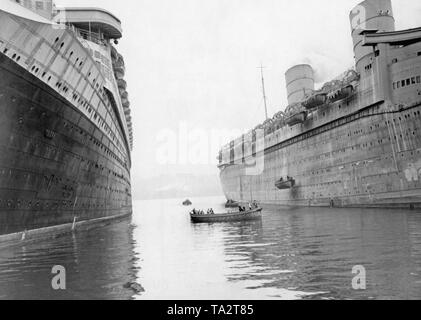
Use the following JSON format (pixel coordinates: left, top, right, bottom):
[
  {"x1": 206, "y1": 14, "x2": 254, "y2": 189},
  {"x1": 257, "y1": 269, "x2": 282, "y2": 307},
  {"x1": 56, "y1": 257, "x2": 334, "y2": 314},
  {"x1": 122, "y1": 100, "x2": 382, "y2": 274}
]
[{"x1": 1, "y1": 196, "x2": 421, "y2": 300}]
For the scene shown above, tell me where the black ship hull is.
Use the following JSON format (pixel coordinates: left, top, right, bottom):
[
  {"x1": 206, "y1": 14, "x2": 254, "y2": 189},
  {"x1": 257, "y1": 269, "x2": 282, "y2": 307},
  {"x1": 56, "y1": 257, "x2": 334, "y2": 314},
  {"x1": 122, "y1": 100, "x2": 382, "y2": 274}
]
[{"x1": 0, "y1": 54, "x2": 132, "y2": 237}]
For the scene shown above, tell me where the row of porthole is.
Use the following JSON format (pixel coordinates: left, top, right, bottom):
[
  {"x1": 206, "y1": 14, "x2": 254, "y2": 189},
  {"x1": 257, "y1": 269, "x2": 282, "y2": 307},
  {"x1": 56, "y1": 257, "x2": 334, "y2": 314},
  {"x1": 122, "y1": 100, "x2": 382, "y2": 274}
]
[
  {"x1": 55, "y1": 81, "x2": 70, "y2": 94},
  {"x1": 264, "y1": 147, "x2": 419, "y2": 178},
  {"x1": 40, "y1": 172, "x2": 127, "y2": 196},
  {"x1": 264, "y1": 103, "x2": 383, "y2": 153},
  {"x1": 0, "y1": 199, "x2": 126, "y2": 210},
  {"x1": 54, "y1": 37, "x2": 86, "y2": 70},
  {"x1": 4, "y1": 42, "x2": 113, "y2": 142},
  {"x1": 287, "y1": 176, "x2": 395, "y2": 193},
  {"x1": 5, "y1": 48, "x2": 21, "y2": 63},
  {"x1": 50, "y1": 38, "x2": 112, "y2": 133},
  {"x1": 30, "y1": 66, "x2": 52, "y2": 85},
  {"x1": 297, "y1": 186, "x2": 394, "y2": 199},
  {"x1": 102, "y1": 94, "x2": 127, "y2": 152},
  {"x1": 14, "y1": 121, "x2": 129, "y2": 185},
  {"x1": 277, "y1": 134, "x2": 389, "y2": 163},
  {"x1": 73, "y1": 89, "x2": 124, "y2": 155},
  {"x1": 60, "y1": 119, "x2": 129, "y2": 182},
  {"x1": 282, "y1": 110, "x2": 421, "y2": 157},
  {"x1": 2, "y1": 122, "x2": 130, "y2": 188},
  {"x1": 41, "y1": 171, "x2": 128, "y2": 195},
  {"x1": 229, "y1": 132, "x2": 397, "y2": 166},
  {"x1": 293, "y1": 150, "x2": 416, "y2": 180},
  {"x1": 4, "y1": 45, "x2": 127, "y2": 173}
]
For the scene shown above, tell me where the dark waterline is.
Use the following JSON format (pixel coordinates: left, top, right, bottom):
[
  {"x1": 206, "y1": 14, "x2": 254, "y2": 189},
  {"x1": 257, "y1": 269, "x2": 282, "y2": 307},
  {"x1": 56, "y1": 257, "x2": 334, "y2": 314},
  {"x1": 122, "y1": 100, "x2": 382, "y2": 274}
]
[{"x1": 1, "y1": 197, "x2": 421, "y2": 300}]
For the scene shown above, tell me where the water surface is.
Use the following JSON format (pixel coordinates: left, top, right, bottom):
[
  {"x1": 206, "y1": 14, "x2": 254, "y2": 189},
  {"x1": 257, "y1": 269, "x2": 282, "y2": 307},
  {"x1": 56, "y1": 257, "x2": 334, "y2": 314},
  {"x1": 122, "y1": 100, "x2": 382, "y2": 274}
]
[{"x1": 1, "y1": 197, "x2": 421, "y2": 300}]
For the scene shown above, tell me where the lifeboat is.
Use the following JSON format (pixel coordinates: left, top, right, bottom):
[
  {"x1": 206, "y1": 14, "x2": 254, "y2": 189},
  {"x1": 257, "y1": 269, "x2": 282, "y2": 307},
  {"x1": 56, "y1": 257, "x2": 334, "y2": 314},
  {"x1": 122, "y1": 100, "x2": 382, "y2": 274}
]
[
  {"x1": 275, "y1": 177, "x2": 295, "y2": 190},
  {"x1": 120, "y1": 90, "x2": 128, "y2": 99},
  {"x1": 286, "y1": 111, "x2": 307, "y2": 126},
  {"x1": 123, "y1": 101, "x2": 130, "y2": 110},
  {"x1": 274, "y1": 111, "x2": 285, "y2": 120},
  {"x1": 113, "y1": 58, "x2": 125, "y2": 77},
  {"x1": 113, "y1": 66, "x2": 125, "y2": 79},
  {"x1": 111, "y1": 46, "x2": 118, "y2": 60},
  {"x1": 303, "y1": 93, "x2": 327, "y2": 110},
  {"x1": 328, "y1": 85, "x2": 354, "y2": 103},
  {"x1": 121, "y1": 95, "x2": 129, "y2": 105},
  {"x1": 117, "y1": 78, "x2": 127, "y2": 90},
  {"x1": 190, "y1": 208, "x2": 262, "y2": 224}
]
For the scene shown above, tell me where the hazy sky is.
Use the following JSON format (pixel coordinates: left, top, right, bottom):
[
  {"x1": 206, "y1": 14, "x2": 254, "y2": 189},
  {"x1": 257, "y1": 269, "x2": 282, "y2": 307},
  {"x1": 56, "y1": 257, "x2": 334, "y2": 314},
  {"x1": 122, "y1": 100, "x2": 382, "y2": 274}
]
[{"x1": 56, "y1": 0, "x2": 421, "y2": 182}]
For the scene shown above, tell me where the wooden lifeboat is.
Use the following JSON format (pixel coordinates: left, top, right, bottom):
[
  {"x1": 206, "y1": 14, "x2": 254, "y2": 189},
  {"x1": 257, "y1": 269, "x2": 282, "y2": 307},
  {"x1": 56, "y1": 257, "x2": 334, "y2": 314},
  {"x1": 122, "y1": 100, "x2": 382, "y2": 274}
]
[
  {"x1": 190, "y1": 208, "x2": 262, "y2": 224},
  {"x1": 275, "y1": 177, "x2": 295, "y2": 190},
  {"x1": 286, "y1": 111, "x2": 307, "y2": 126},
  {"x1": 328, "y1": 85, "x2": 354, "y2": 103},
  {"x1": 117, "y1": 79, "x2": 127, "y2": 90},
  {"x1": 303, "y1": 93, "x2": 327, "y2": 110}
]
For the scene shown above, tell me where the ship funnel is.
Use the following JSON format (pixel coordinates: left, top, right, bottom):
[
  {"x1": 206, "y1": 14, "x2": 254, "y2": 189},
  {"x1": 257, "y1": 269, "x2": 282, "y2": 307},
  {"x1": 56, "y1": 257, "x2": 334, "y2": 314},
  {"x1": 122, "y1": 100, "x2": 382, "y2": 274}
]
[
  {"x1": 285, "y1": 64, "x2": 315, "y2": 105},
  {"x1": 350, "y1": 0, "x2": 395, "y2": 70}
]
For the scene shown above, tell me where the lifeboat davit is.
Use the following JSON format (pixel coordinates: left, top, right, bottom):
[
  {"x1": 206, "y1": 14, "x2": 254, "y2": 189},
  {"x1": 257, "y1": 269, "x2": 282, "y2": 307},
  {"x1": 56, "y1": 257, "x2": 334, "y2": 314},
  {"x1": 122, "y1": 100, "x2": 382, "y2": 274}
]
[
  {"x1": 286, "y1": 111, "x2": 307, "y2": 126},
  {"x1": 303, "y1": 93, "x2": 327, "y2": 110},
  {"x1": 328, "y1": 85, "x2": 354, "y2": 103}
]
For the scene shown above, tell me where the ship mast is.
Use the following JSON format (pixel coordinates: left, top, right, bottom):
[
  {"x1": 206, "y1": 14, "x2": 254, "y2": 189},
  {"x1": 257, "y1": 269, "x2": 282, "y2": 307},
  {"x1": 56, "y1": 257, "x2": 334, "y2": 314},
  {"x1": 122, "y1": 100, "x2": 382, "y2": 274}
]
[{"x1": 258, "y1": 63, "x2": 269, "y2": 120}]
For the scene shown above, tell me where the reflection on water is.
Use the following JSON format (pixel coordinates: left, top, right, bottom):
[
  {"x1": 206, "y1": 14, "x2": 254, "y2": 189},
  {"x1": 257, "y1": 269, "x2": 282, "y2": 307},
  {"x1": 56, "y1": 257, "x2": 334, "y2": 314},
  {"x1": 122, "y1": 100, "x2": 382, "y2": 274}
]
[
  {"x1": 1, "y1": 196, "x2": 421, "y2": 299},
  {"x1": 133, "y1": 197, "x2": 421, "y2": 300},
  {"x1": 0, "y1": 218, "x2": 139, "y2": 300}
]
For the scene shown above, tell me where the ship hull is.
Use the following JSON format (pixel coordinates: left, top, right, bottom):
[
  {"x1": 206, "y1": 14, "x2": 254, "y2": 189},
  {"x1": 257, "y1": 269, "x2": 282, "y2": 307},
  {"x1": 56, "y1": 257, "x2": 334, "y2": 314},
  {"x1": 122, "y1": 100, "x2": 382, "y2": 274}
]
[
  {"x1": 220, "y1": 103, "x2": 421, "y2": 209},
  {"x1": 0, "y1": 53, "x2": 132, "y2": 236}
]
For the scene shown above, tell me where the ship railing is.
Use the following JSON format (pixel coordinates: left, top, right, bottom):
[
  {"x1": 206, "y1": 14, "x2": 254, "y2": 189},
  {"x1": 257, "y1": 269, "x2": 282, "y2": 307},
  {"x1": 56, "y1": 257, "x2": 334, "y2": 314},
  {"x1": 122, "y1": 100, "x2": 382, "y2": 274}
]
[
  {"x1": 75, "y1": 28, "x2": 108, "y2": 47},
  {"x1": 62, "y1": 23, "x2": 108, "y2": 47}
]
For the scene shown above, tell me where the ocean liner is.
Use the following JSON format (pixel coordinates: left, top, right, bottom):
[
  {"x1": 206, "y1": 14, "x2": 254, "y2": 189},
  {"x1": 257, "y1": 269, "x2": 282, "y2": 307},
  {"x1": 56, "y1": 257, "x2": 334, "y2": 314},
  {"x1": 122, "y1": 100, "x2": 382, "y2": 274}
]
[
  {"x1": 0, "y1": 0, "x2": 133, "y2": 237},
  {"x1": 218, "y1": 0, "x2": 421, "y2": 209}
]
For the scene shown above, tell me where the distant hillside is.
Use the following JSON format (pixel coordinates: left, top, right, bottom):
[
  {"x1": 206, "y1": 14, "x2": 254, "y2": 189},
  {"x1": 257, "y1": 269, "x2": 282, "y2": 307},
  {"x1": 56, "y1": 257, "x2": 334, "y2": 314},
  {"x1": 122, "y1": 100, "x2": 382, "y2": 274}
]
[{"x1": 132, "y1": 174, "x2": 224, "y2": 200}]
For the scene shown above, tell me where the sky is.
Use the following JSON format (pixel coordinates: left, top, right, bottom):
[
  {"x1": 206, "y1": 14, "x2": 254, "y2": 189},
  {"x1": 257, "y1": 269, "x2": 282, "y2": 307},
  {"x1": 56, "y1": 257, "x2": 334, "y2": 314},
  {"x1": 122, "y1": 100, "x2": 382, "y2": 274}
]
[{"x1": 55, "y1": 0, "x2": 421, "y2": 183}]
